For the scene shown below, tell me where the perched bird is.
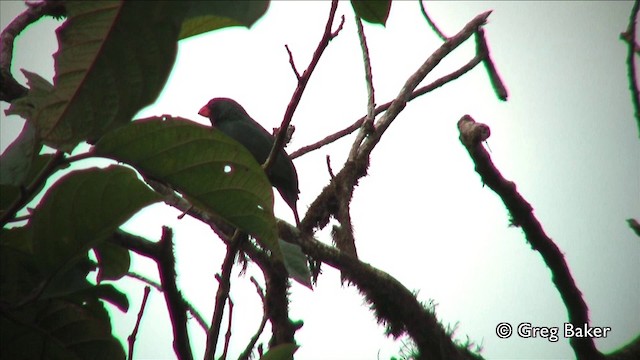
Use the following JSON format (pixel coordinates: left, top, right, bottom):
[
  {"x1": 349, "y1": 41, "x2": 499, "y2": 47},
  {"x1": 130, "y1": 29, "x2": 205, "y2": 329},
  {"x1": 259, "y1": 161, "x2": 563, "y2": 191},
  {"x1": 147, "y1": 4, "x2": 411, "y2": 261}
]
[{"x1": 199, "y1": 98, "x2": 300, "y2": 225}]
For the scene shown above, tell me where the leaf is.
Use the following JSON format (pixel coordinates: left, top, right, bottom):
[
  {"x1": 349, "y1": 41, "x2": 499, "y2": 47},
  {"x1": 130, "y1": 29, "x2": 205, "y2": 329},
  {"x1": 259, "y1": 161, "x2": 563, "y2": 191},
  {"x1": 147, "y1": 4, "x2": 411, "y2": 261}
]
[
  {"x1": 31, "y1": 166, "x2": 161, "y2": 271},
  {"x1": 94, "y1": 240, "x2": 131, "y2": 282},
  {"x1": 260, "y1": 343, "x2": 299, "y2": 360},
  {"x1": 627, "y1": 218, "x2": 640, "y2": 237},
  {"x1": 180, "y1": 1, "x2": 269, "y2": 39},
  {"x1": 0, "y1": 153, "x2": 66, "y2": 215},
  {"x1": 279, "y1": 239, "x2": 312, "y2": 289},
  {"x1": 0, "y1": 116, "x2": 42, "y2": 187},
  {"x1": 351, "y1": 0, "x2": 391, "y2": 26},
  {"x1": 1, "y1": 299, "x2": 125, "y2": 360},
  {"x1": 0, "y1": 227, "x2": 43, "y2": 305},
  {"x1": 7, "y1": 1, "x2": 188, "y2": 152},
  {"x1": 94, "y1": 116, "x2": 280, "y2": 255}
]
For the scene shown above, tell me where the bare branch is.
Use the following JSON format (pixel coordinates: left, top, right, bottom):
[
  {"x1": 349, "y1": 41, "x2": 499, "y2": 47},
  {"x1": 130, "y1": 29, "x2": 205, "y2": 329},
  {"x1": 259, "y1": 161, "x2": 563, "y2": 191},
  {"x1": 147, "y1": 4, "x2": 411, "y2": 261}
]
[
  {"x1": 220, "y1": 298, "x2": 234, "y2": 360},
  {"x1": 419, "y1": 0, "x2": 448, "y2": 41},
  {"x1": 476, "y1": 28, "x2": 508, "y2": 101},
  {"x1": 284, "y1": 44, "x2": 301, "y2": 81},
  {"x1": 457, "y1": 115, "x2": 604, "y2": 360},
  {"x1": 621, "y1": 0, "x2": 640, "y2": 135},
  {"x1": 204, "y1": 229, "x2": 243, "y2": 360},
  {"x1": 263, "y1": 0, "x2": 342, "y2": 172},
  {"x1": 278, "y1": 222, "x2": 481, "y2": 360},
  {"x1": 127, "y1": 286, "x2": 151, "y2": 360},
  {"x1": 325, "y1": 155, "x2": 335, "y2": 179},
  {"x1": 358, "y1": 11, "x2": 492, "y2": 158},
  {"x1": 349, "y1": 16, "x2": 376, "y2": 161},
  {"x1": 238, "y1": 277, "x2": 269, "y2": 360},
  {"x1": 156, "y1": 226, "x2": 193, "y2": 360},
  {"x1": 290, "y1": 13, "x2": 489, "y2": 160}
]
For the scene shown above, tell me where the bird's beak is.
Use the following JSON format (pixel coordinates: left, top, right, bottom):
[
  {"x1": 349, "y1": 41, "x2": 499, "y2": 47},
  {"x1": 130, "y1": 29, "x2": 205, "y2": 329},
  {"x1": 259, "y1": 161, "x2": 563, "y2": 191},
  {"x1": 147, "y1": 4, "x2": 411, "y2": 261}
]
[{"x1": 198, "y1": 106, "x2": 210, "y2": 118}]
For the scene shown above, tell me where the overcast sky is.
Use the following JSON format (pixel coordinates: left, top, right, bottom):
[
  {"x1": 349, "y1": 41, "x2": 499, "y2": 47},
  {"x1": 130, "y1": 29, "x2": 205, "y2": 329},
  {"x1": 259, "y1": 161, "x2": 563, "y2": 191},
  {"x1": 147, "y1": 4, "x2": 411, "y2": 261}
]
[{"x1": 1, "y1": 1, "x2": 638, "y2": 359}]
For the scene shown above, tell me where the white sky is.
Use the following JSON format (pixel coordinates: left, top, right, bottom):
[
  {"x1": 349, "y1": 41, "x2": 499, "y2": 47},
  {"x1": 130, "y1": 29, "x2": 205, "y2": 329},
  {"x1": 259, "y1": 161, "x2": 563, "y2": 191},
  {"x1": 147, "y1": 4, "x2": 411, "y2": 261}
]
[{"x1": 1, "y1": 1, "x2": 639, "y2": 359}]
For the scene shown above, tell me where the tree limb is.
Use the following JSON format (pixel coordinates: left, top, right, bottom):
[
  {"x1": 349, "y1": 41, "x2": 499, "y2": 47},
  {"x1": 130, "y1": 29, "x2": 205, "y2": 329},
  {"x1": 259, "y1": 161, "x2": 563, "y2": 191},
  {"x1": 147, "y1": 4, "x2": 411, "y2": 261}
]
[{"x1": 457, "y1": 115, "x2": 603, "y2": 360}]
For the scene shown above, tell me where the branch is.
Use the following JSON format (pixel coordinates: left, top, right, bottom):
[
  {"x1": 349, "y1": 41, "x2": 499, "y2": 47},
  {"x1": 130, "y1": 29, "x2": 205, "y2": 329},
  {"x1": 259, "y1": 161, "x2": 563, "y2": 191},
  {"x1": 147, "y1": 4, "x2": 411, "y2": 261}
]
[
  {"x1": 358, "y1": 11, "x2": 492, "y2": 158},
  {"x1": 457, "y1": 115, "x2": 603, "y2": 360},
  {"x1": 262, "y1": 0, "x2": 344, "y2": 172},
  {"x1": 284, "y1": 44, "x2": 301, "y2": 81},
  {"x1": 290, "y1": 47, "x2": 484, "y2": 160},
  {"x1": 278, "y1": 223, "x2": 482, "y2": 360},
  {"x1": 113, "y1": 234, "x2": 209, "y2": 332},
  {"x1": 238, "y1": 277, "x2": 269, "y2": 360},
  {"x1": 204, "y1": 230, "x2": 243, "y2": 360},
  {"x1": 220, "y1": 298, "x2": 234, "y2": 360},
  {"x1": 157, "y1": 226, "x2": 193, "y2": 360},
  {"x1": 348, "y1": 16, "x2": 376, "y2": 161},
  {"x1": 0, "y1": 0, "x2": 65, "y2": 102},
  {"x1": 476, "y1": 28, "x2": 508, "y2": 101},
  {"x1": 419, "y1": 0, "x2": 448, "y2": 41},
  {"x1": 127, "y1": 286, "x2": 151, "y2": 360},
  {"x1": 299, "y1": 11, "x2": 492, "y2": 235},
  {"x1": 621, "y1": 0, "x2": 640, "y2": 136}
]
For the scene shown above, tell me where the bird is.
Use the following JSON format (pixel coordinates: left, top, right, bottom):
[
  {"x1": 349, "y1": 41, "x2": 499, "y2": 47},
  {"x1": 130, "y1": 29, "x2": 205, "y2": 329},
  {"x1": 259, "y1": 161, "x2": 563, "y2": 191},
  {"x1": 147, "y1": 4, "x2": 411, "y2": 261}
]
[{"x1": 198, "y1": 98, "x2": 300, "y2": 226}]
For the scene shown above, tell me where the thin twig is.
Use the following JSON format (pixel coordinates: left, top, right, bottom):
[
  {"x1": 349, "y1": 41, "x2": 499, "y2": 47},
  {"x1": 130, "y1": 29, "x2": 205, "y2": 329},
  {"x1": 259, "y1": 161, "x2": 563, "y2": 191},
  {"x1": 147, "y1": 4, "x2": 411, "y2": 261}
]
[
  {"x1": 127, "y1": 286, "x2": 151, "y2": 360},
  {"x1": 457, "y1": 115, "x2": 603, "y2": 360},
  {"x1": 349, "y1": 16, "x2": 376, "y2": 161},
  {"x1": 476, "y1": 28, "x2": 508, "y2": 101},
  {"x1": 220, "y1": 298, "x2": 234, "y2": 360},
  {"x1": 125, "y1": 271, "x2": 209, "y2": 332},
  {"x1": 290, "y1": 51, "x2": 484, "y2": 160},
  {"x1": 325, "y1": 155, "x2": 335, "y2": 179},
  {"x1": 284, "y1": 44, "x2": 301, "y2": 81},
  {"x1": 621, "y1": 0, "x2": 640, "y2": 135},
  {"x1": 238, "y1": 277, "x2": 269, "y2": 360},
  {"x1": 358, "y1": 11, "x2": 492, "y2": 158},
  {"x1": 157, "y1": 226, "x2": 193, "y2": 360},
  {"x1": 419, "y1": 0, "x2": 448, "y2": 41},
  {"x1": 262, "y1": 0, "x2": 343, "y2": 172},
  {"x1": 204, "y1": 229, "x2": 243, "y2": 360}
]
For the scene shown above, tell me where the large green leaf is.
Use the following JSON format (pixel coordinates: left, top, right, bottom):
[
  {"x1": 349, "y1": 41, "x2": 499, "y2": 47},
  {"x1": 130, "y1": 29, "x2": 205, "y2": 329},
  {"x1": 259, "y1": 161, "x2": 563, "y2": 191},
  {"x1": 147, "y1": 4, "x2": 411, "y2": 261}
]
[
  {"x1": 0, "y1": 120, "x2": 42, "y2": 186},
  {"x1": 94, "y1": 116, "x2": 280, "y2": 254},
  {"x1": 180, "y1": 1, "x2": 269, "y2": 40},
  {"x1": 31, "y1": 166, "x2": 161, "y2": 271},
  {"x1": 0, "y1": 153, "x2": 66, "y2": 216},
  {"x1": 7, "y1": 1, "x2": 187, "y2": 152},
  {"x1": 351, "y1": 0, "x2": 392, "y2": 26},
  {"x1": 1, "y1": 299, "x2": 125, "y2": 360}
]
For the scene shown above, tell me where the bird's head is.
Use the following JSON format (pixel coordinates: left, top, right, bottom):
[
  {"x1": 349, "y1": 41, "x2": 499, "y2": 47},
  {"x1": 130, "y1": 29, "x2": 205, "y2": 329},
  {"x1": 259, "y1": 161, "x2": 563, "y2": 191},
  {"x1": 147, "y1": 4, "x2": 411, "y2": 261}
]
[{"x1": 198, "y1": 97, "x2": 249, "y2": 126}]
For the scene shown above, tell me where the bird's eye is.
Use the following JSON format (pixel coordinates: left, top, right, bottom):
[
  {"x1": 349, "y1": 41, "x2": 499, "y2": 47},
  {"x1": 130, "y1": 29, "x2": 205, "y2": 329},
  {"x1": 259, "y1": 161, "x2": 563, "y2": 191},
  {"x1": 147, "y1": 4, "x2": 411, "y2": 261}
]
[{"x1": 223, "y1": 165, "x2": 233, "y2": 174}]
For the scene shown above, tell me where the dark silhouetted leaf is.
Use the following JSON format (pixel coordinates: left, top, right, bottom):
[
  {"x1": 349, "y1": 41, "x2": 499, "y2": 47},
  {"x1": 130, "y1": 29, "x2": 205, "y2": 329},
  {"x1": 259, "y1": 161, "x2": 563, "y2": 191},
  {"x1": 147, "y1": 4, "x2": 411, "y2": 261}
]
[
  {"x1": 180, "y1": 1, "x2": 269, "y2": 39},
  {"x1": 7, "y1": 1, "x2": 188, "y2": 152},
  {"x1": 0, "y1": 153, "x2": 66, "y2": 215},
  {"x1": 31, "y1": 166, "x2": 161, "y2": 271},
  {"x1": 0, "y1": 120, "x2": 41, "y2": 186},
  {"x1": 94, "y1": 117, "x2": 280, "y2": 255},
  {"x1": 95, "y1": 240, "x2": 130, "y2": 282},
  {"x1": 1, "y1": 299, "x2": 125, "y2": 360},
  {"x1": 260, "y1": 343, "x2": 299, "y2": 360},
  {"x1": 351, "y1": 0, "x2": 391, "y2": 25}
]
